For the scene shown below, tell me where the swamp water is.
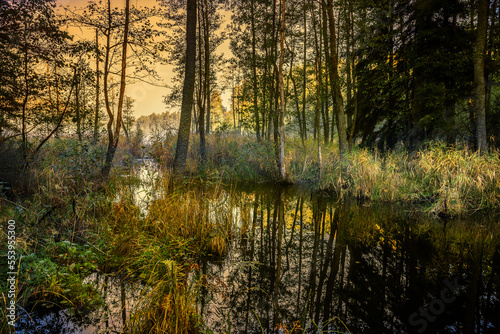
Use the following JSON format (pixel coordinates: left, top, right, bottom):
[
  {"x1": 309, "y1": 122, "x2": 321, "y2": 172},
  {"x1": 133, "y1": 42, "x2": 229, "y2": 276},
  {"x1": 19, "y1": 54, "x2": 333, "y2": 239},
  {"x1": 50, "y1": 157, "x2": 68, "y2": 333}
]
[{"x1": 18, "y1": 164, "x2": 500, "y2": 333}]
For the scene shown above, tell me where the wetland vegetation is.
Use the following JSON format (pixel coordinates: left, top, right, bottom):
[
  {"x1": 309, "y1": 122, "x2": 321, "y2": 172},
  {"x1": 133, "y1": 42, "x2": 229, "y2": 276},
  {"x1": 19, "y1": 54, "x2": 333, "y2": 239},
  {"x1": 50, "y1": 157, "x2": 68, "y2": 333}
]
[{"x1": 1, "y1": 0, "x2": 500, "y2": 333}]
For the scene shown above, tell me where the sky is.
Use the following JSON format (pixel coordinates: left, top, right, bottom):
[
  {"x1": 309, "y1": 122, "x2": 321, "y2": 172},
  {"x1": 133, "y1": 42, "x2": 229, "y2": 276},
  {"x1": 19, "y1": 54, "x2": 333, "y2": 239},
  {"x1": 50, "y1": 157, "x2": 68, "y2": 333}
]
[{"x1": 56, "y1": 0, "x2": 232, "y2": 118}]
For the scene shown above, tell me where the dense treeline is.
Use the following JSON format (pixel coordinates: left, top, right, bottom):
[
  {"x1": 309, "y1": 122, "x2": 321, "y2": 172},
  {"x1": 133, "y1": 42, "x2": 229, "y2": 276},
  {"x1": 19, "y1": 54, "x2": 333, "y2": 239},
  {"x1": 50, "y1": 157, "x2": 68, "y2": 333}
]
[
  {"x1": 0, "y1": 0, "x2": 161, "y2": 178},
  {"x1": 228, "y1": 0, "x2": 500, "y2": 152},
  {"x1": 1, "y1": 0, "x2": 499, "y2": 176}
]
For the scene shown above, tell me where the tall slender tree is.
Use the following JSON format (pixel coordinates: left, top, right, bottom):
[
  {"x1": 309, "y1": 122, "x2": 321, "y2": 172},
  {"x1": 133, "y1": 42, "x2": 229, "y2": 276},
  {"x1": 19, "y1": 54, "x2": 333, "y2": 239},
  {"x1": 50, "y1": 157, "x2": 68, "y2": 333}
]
[
  {"x1": 173, "y1": 0, "x2": 197, "y2": 172},
  {"x1": 102, "y1": 0, "x2": 130, "y2": 178},
  {"x1": 278, "y1": 0, "x2": 287, "y2": 181},
  {"x1": 325, "y1": 0, "x2": 348, "y2": 155},
  {"x1": 474, "y1": 0, "x2": 489, "y2": 152}
]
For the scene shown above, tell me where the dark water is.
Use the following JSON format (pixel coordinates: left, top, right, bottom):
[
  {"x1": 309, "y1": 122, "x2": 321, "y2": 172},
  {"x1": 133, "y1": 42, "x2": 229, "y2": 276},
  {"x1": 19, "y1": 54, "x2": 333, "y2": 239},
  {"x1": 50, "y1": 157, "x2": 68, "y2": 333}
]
[
  {"x1": 198, "y1": 184, "x2": 500, "y2": 334},
  {"x1": 16, "y1": 273, "x2": 145, "y2": 334},
  {"x1": 17, "y1": 180, "x2": 500, "y2": 333}
]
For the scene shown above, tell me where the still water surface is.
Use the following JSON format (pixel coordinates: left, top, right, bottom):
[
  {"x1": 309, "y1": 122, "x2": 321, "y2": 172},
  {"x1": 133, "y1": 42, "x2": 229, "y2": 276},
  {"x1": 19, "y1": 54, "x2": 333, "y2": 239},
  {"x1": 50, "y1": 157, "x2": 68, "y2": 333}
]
[
  {"x1": 199, "y1": 184, "x2": 500, "y2": 333},
  {"x1": 19, "y1": 164, "x2": 500, "y2": 333}
]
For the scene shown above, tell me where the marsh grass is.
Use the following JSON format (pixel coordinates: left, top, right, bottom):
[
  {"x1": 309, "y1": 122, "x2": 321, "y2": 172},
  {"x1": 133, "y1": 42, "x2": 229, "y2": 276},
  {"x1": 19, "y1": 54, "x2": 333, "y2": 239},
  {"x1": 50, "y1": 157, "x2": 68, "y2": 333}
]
[
  {"x1": 0, "y1": 139, "x2": 113, "y2": 332},
  {"x1": 151, "y1": 134, "x2": 278, "y2": 181},
  {"x1": 150, "y1": 136, "x2": 500, "y2": 215},
  {"x1": 322, "y1": 143, "x2": 500, "y2": 215},
  {"x1": 1, "y1": 137, "x2": 240, "y2": 333},
  {"x1": 96, "y1": 170, "x2": 240, "y2": 333}
]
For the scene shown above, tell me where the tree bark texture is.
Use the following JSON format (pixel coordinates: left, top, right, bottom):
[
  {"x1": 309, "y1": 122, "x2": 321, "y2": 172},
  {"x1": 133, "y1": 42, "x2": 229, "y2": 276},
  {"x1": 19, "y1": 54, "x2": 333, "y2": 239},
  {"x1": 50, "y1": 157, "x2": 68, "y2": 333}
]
[
  {"x1": 474, "y1": 0, "x2": 488, "y2": 153},
  {"x1": 325, "y1": 0, "x2": 347, "y2": 155},
  {"x1": 173, "y1": 0, "x2": 197, "y2": 172}
]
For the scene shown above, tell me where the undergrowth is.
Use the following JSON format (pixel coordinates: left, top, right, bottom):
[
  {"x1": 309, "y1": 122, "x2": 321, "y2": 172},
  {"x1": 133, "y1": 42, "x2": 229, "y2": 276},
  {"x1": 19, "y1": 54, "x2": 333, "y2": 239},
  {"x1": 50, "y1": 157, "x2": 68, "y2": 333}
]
[
  {"x1": 1, "y1": 138, "x2": 239, "y2": 333},
  {"x1": 2, "y1": 135, "x2": 500, "y2": 333},
  {"x1": 151, "y1": 135, "x2": 500, "y2": 216}
]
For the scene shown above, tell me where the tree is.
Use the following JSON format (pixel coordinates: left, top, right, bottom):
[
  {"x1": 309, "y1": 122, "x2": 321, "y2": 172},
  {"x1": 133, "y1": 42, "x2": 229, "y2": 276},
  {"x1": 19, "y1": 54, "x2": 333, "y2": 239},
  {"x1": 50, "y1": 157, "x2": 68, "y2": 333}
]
[
  {"x1": 0, "y1": 0, "x2": 72, "y2": 160},
  {"x1": 474, "y1": 0, "x2": 489, "y2": 152},
  {"x1": 101, "y1": 0, "x2": 130, "y2": 178},
  {"x1": 324, "y1": 0, "x2": 347, "y2": 156},
  {"x1": 277, "y1": 0, "x2": 286, "y2": 181},
  {"x1": 64, "y1": 0, "x2": 162, "y2": 175},
  {"x1": 173, "y1": 0, "x2": 197, "y2": 172},
  {"x1": 122, "y1": 96, "x2": 135, "y2": 143}
]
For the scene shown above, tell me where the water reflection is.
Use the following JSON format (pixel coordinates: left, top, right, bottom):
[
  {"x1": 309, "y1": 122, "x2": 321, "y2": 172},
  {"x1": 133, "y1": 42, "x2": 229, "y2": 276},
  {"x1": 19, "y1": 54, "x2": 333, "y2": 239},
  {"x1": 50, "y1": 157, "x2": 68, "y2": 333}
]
[
  {"x1": 17, "y1": 177, "x2": 500, "y2": 333},
  {"x1": 17, "y1": 273, "x2": 145, "y2": 334},
  {"x1": 201, "y1": 184, "x2": 500, "y2": 334}
]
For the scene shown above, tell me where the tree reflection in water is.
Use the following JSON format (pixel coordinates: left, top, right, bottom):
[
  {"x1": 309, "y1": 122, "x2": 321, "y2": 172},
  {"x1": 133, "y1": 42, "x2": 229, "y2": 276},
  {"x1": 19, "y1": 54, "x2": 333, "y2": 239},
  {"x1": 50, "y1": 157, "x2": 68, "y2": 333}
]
[{"x1": 200, "y1": 184, "x2": 500, "y2": 334}]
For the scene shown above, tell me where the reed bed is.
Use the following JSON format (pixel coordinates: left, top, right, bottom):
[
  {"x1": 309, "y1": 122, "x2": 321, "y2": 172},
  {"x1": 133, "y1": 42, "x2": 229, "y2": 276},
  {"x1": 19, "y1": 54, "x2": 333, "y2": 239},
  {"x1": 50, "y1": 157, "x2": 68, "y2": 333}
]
[
  {"x1": 101, "y1": 173, "x2": 239, "y2": 333},
  {"x1": 151, "y1": 136, "x2": 500, "y2": 215},
  {"x1": 320, "y1": 143, "x2": 500, "y2": 215}
]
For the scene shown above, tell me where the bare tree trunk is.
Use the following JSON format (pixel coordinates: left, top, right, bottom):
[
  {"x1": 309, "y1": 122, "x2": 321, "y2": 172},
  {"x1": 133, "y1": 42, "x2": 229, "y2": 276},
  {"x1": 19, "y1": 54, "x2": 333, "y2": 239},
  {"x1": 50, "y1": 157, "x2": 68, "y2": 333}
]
[
  {"x1": 22, "y1": 28, "x2": 29, "y2": 160},
  {"x1": 325, "y1": 0, "x2": 348, "y2": 156},
  {"x1": 474, "y1": 0, "x2": 488, "y2": 153},
  {"x1": 102, "y1": 0, "x2": 114, "y2": 171},
  {"x1": 315, "y1": 41, "x2": 323, "y2": 183},
  {"x1": 232, "y1": 83, "x2": 236, "y2": 129},
  {"x1": 251, "y1": 0, "x2": 260, "y2": 141},
  {"x1": 102, "y1": 0, "x2": 130, "y2": 178},
  {"x1": 93, "y1": 28, "x2": 100, "y2": 144},
  {"x1": 278, "y1": 0, "x2": 286, "y2": 181},
  {"x1": 121, "y1": 118, "x2": 130, "y2": 144},
  {"x1": 301, "y1": 5, "x2": 307, "y2": 140},
  {"x1": 198, "y1": 3, "x2": 206, "y2": 162},
  {"x1": 173, "y1": 0, "x2": 197, "y2": 172},
  {"x1": 76, "y1": 70, "x2": 82, "y2": 143},
  {"x1": 204, "y1": 0, "x2": 211, "y2": 136}
]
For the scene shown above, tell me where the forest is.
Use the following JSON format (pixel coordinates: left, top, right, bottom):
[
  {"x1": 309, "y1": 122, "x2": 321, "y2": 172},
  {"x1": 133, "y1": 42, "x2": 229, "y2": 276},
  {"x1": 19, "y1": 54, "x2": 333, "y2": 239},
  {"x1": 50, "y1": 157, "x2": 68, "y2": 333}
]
[{"x1": 1, "y1": 0, "x2": 500, "y2": 333}]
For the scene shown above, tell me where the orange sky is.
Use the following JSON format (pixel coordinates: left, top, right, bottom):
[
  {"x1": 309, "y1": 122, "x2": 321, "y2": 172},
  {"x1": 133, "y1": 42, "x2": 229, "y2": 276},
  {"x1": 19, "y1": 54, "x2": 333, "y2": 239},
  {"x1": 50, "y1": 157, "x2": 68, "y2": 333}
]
[
  {"x1": 57, "y1": 0, "x2": 232, "y2": 118},
  {"x1": 57, "y1": 0, "x2": 176, "y2": 118}
]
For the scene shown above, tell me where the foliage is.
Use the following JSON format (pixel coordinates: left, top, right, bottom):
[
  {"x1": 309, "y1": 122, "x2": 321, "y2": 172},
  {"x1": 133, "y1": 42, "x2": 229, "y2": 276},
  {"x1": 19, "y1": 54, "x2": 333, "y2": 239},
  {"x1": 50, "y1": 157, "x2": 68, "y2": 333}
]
[{"x1": 150, "y1": 135, "x2": 500, "y2": 216}]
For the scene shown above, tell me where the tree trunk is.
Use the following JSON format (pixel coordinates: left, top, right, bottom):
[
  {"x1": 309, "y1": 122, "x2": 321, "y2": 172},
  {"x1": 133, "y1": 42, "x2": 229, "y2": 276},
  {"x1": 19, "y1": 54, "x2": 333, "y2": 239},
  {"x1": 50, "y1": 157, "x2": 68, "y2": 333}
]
[
  {"x1": 204, "y1": 0, "x2": 211, "y2": 136},
  {"x1": 173, "y1": 0, "x2": 197, "y2": 172},
  {"x1": 325, "y1": 0, "x2": 347, "y2": 155},
  {"x1": 474, "y1": 0, "x2": 488, "y2": 153},
  {"x1": 251, "y1": 0, "x2": 260, "y2": 141},
  {"x1": 102, "y1": 0, "x2": 130, "y2": 178},
  {"x1": 197, "y1": 4, "x2": 206, "y2": 161},
  {"x1": 76, "y1": 71, "x2": 82, "y2": 143},
  {"x1": 301, "y1": 5, "x2": 307, "y2": 140},
  {"x1": 278, "y1": 0, "x2": 286, "y2": 181},
  {"x1": 93, "y1": 28, "x2": 100, "y2": 144},
  {"x1": 22, "y1": 27, "x2": 29, "y2": 160}
]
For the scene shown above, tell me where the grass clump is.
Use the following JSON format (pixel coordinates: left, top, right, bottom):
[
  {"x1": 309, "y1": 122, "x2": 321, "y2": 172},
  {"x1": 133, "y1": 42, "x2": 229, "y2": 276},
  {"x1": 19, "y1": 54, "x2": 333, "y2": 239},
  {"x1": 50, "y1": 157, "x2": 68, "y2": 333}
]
[
  {"x1": 319, "y1": 142, "x2": 500, "y2": 215},
  {"x1": 149, "y1": 135, "x2": 500, "y2": 215},
  {"x1": 414, "y1": 143, "x2": 500, "y2": 215},
  {"x1": 98, "y1": 174, "x2": 239, "y2": 333}
]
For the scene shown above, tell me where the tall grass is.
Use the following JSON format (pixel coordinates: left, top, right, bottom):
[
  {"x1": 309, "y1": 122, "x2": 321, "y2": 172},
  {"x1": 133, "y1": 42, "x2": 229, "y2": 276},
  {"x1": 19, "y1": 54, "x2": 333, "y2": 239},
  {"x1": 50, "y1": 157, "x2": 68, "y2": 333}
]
[
  {"x1": 100, "y1": 173, "x2": 239, "y2": 333},
  {"x1": 1, "y1": 137, "x2": 241, "y2": 333},
  {"x1": 0, "y1": 139, "x2": 112, "y2": 333},
  {"x1": 151, "y1": 133, "x2": 278, "y2": 181},
  {"x1": 150, "y1": 136, "x2": 500, "y2": 215},
  {"x1": 319, "y1": 142, "x2": 500, "y2": 215}
]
